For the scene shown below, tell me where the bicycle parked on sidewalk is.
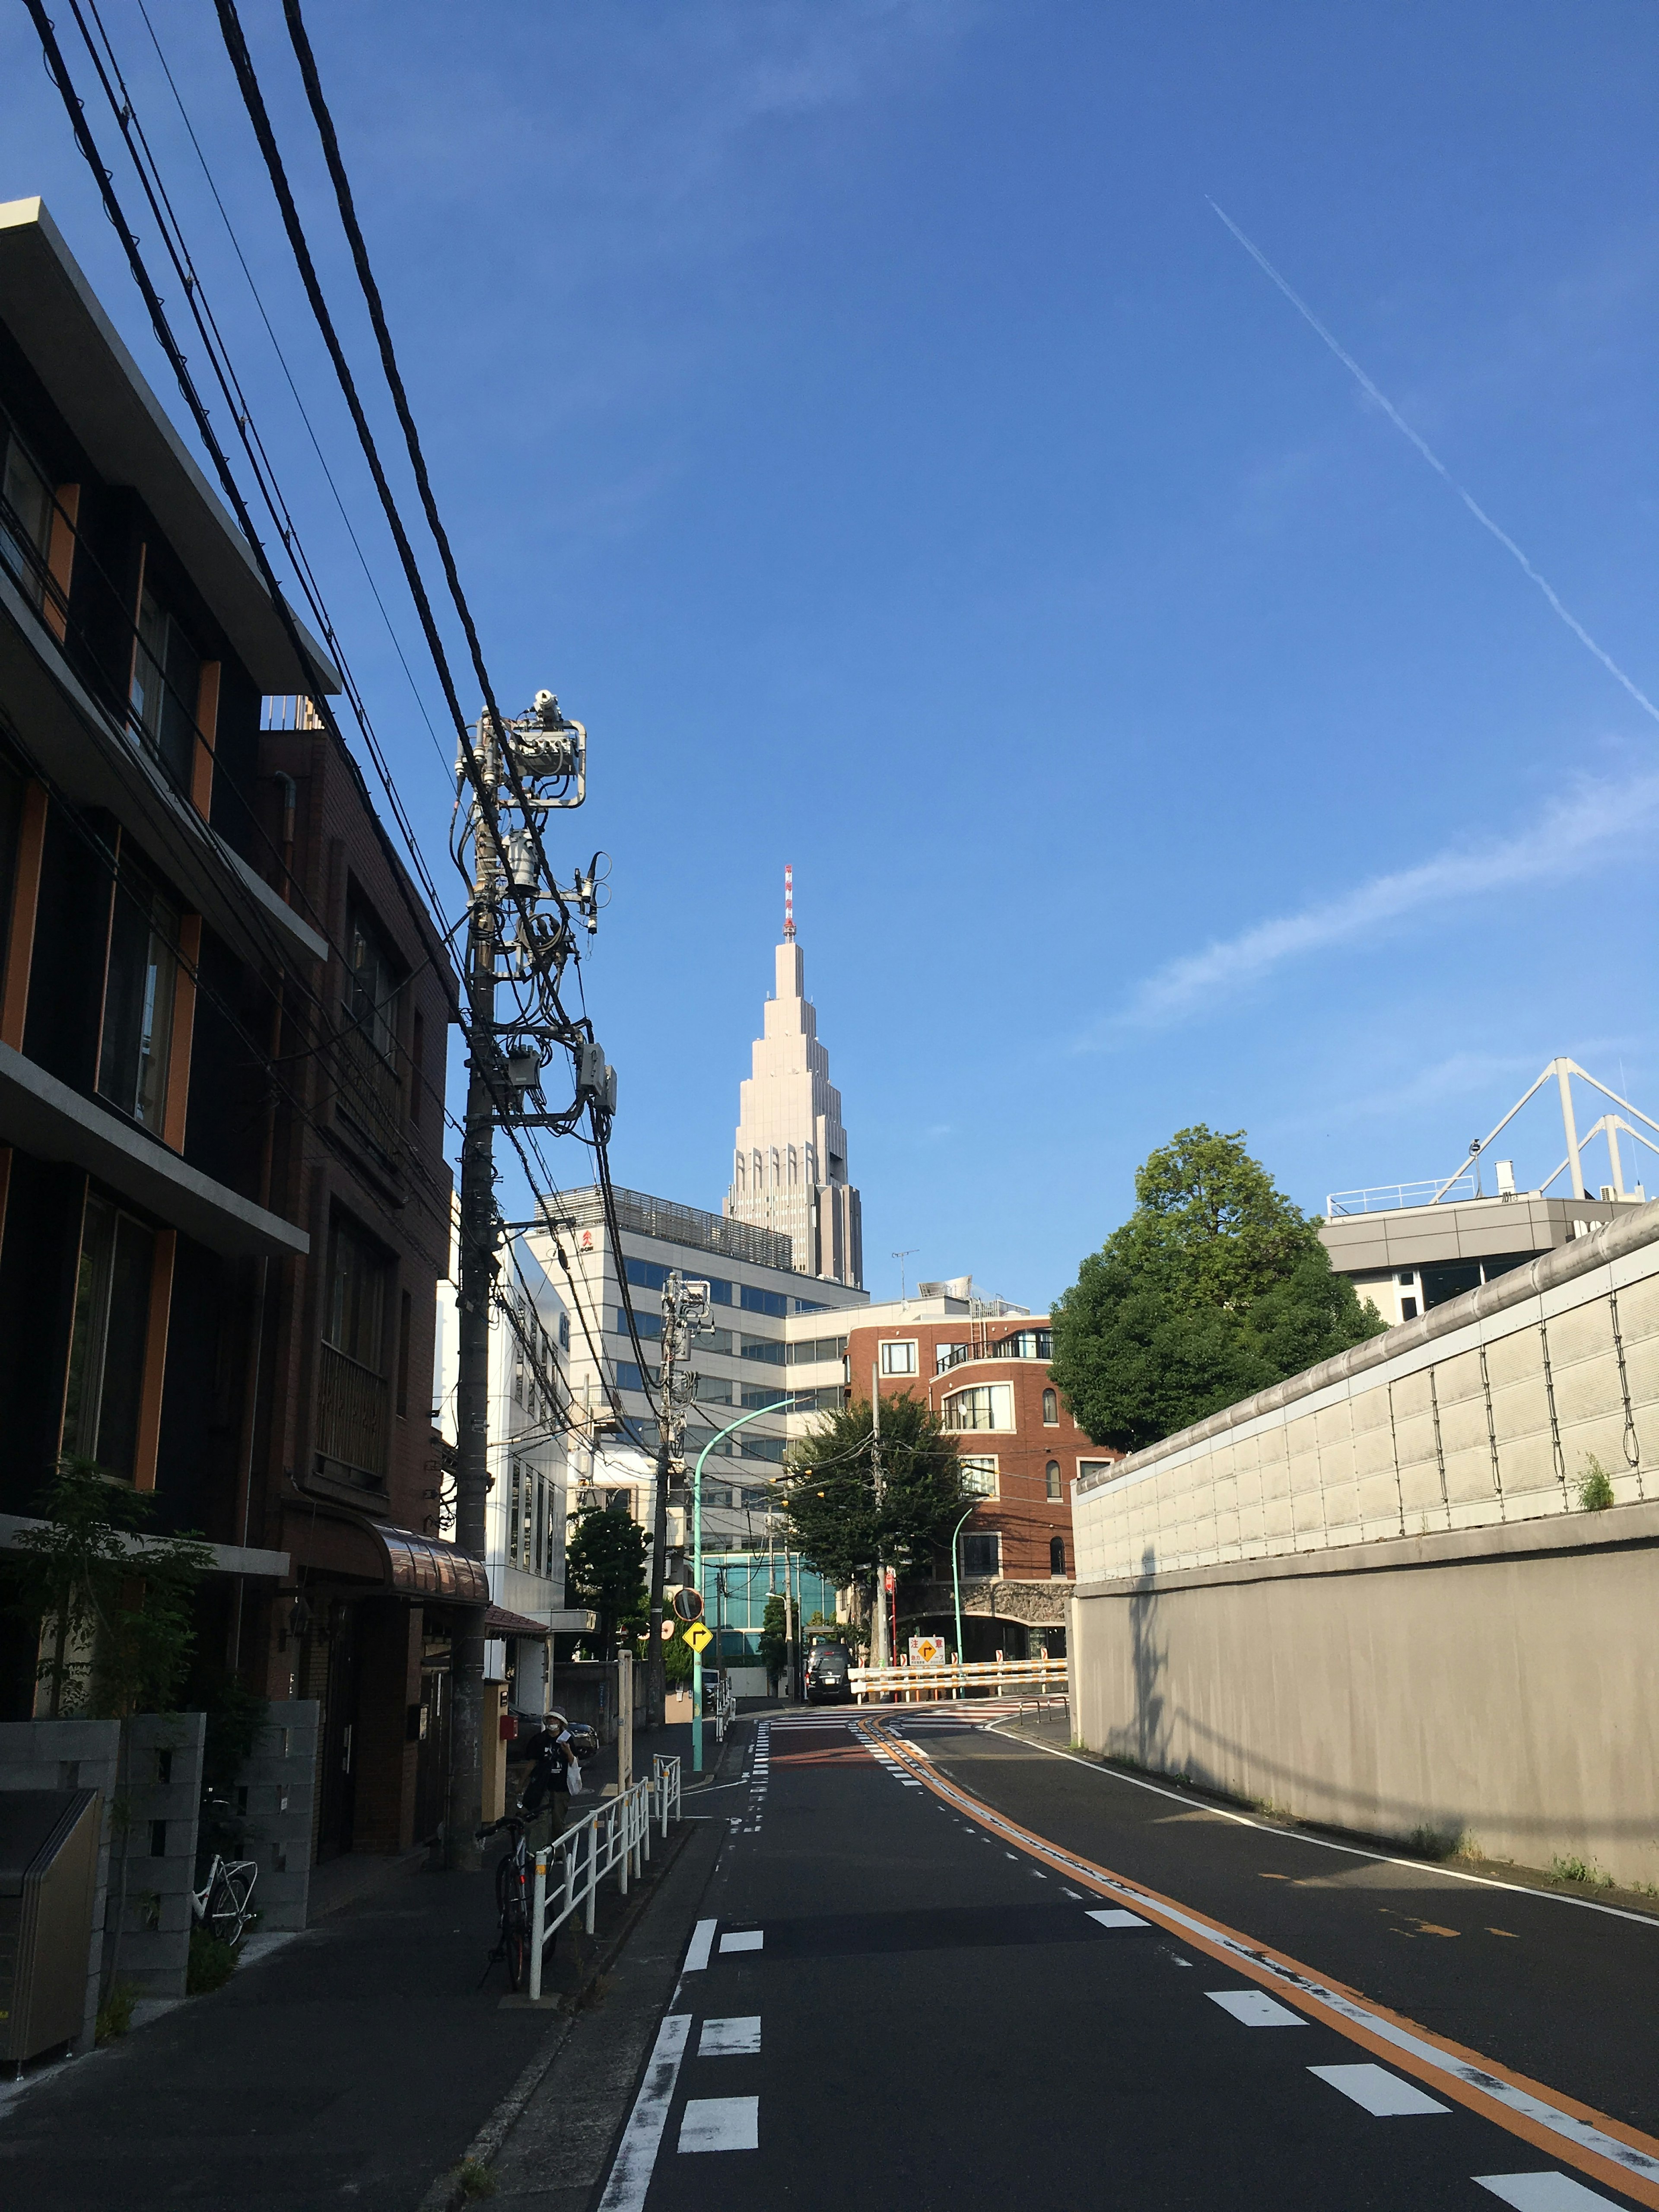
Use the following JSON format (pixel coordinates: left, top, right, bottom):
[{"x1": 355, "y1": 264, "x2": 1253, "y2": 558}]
[{"x1": 191, "y1": 1800, "x2": 259, "y2": 1947}]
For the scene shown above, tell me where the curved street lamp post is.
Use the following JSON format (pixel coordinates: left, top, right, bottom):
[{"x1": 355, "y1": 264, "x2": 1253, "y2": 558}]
[{"x1": 690, "y1": 1398, "x2": 794, "y2": 1775}]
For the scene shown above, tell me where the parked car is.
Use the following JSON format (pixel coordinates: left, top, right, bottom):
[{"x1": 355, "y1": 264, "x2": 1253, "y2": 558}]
[{"x1": 804, "y1": 1645, "x2": 852, "y2": 1705}]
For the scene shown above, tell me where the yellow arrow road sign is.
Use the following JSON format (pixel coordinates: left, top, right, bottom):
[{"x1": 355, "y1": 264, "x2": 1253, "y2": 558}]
[{"x1": 683, "y1": 1621, "x2": 714, "y2": 1653}]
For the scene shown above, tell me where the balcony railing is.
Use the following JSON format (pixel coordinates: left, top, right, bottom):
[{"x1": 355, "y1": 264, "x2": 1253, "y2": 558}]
[
  {"x1": 315, "y1": 1339, "x2": 389, "y2": 1487},
  {"x1": 333, "y1": 1019, "x2": 404, "y2": 1176},
  {"x1": 938, "y1": 1328, "x2": 1052, "y2": 1373}
]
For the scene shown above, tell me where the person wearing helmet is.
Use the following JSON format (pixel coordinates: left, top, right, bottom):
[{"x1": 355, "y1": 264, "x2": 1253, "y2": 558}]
[{"x1": 517, "y1": 1711, "x2": 581, "y2": 1850}]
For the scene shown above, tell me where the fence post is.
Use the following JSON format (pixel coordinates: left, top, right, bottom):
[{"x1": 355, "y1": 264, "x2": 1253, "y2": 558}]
[
  {"x1": 529, "y1": 1849, "x2": 547, "y2": 2002},
  {"x1": 585, "y1": 1811, "x2": 597, "y2": 1935}
]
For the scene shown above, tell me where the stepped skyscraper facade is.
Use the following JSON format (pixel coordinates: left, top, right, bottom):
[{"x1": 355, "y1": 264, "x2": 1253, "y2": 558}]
[{"x1": 724, "y1": 870, "x2": 864, "y2": 1287}]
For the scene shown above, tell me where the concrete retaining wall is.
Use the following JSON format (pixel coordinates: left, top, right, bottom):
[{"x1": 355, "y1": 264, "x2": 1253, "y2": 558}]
[
  {"x1": 1069, "y1": 1501, "x2": 1659, "y2": 1888},
  {"x1": 1072, "y1": 1203, "x2": 1659, "y2": 1584}
]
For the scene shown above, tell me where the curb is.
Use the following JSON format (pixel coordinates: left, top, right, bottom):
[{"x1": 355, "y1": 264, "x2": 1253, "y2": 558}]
[{"x1": 415, "y1": 1818, "x2": 699, "y2": 2212}]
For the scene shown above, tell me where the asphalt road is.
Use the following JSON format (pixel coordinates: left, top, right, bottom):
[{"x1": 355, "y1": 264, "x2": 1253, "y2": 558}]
[{"x1": 587, "y1": 1706, "x2": 1659, "y2": 2212}]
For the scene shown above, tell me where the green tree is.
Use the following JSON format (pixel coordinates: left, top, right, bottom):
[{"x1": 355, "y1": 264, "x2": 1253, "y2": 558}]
[
  {"x1": 5, "y1": 1459, "x2": 212, "y2": 1716},
  {"x1": 1051, "y1": 1126, "x2": 1385, "y2": 1451},
  {"x1": 780, "y1": 1394, "x2": 969, "y2": 1604},
  {"x1": 565, "y1": 1503, "x2": 648, "y2": 1654}
]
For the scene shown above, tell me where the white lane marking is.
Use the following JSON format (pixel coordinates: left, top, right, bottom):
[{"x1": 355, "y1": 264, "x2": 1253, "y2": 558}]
[
  {"x1": 678, "y1": 2096, "x2": 760, "y2": 2152},
  {"x1": 1207, "y1": 1989, "x2": 1307, "y2": 2028},
  {"x1": 1062, "y1": 1888, "x2": 1082, "y2": 1900},
  {"x1": 1032, "y1": 1872, "x2": 1047, "y2": 1880},
  {"x1": 1086, "y1": 1908, "x2": 1150, "y2": 1929},
  {"x1": 683, "y1": 1921, "x2": 717, "y2": 1974},
  {"x1": 988, "y1": 1728, "x2": 1659, "y2": 1929},
  {"x1": 1475, "y1": 2177, "x2": 1624, "y2": 2209},
  {"x1": 1311, "y1": 2064, "x2": 1449, "y2": 2117},
  {"x1": 699, "y1": 2016, "x2": 762, "y2": 2057},
  {"x1": 596, "y1": 2014, "x2": 693, "y2": 2211},
  {"x1": 892, "y1": 1743, "x2": 1659, "y2": 2193},
  {"x1": 900, "y1": 1780, "x2": 923, "y2": 1789},
  {"x1": 719, "y1": 1930, "x2": 764, "y2": 1954}
]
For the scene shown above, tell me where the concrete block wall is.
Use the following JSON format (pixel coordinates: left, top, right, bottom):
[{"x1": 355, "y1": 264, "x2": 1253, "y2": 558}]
[
  {"x1": 105, "y1": 1711, "x2": 205, "y2": 1999},
  {"x1": 0, "y1": 1716, "x2": 120, "y2": 2051},
  {"x1": 230, "y1": 1700, "x2": 318, "y2": 1930},
  {"x1": 1074, "y1": 1202, "x2": 1659, "y2": 1584},
  {"x1": 1069, "y1": 1501, "x2": 1659, "y2": 1889}
]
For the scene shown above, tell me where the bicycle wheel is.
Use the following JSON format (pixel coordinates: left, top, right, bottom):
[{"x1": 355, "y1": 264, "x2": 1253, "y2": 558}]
[
  {"x1": 204, "y1": 1865, "x2": 251, "y2": 1947},
  {"x1": 503, "y1": 1892, "x2": 529, "y2": 1992}
]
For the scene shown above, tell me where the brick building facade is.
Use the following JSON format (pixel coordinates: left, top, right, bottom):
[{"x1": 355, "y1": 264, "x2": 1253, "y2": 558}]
[{"x1": 845, "y1": 1301, "x2": 1122, "y2": 1658}]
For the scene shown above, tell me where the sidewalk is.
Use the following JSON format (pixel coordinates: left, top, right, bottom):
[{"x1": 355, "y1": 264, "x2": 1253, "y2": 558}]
[{"x1": 0, "y1": 1732, "x2": 712, "y2": 2212}]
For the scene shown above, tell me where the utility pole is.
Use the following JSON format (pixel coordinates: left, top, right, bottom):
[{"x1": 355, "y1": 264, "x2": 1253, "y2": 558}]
[
  {"x1": 647, "y1": 1271, "x2": 711, "y2": 1728},
  {"x1": 870, "y1": 1360, "x2": 889, "y2": 1669},
  {"x1": 451, "y1": 711, "x2": 502, "y2": 1874},
  {"x1": 448, "y1": 693, "x2": 599, "y2": 1870}
]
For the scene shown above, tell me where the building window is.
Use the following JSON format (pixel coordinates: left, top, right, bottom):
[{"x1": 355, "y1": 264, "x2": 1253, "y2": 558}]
[
  {"x1": 130, "y1": 588, "x2": 202, "y2": 791},
  {"x1": 1077, "y1": 1458, "x2": 1116, "y2": 1483},
  {"x1": 508, "y1": 1462, "x2": 521, "y2": 1564},
  {"x1": 942, "y1": 1382, "x2": 1014, "y2": 1432},
  {"x1": 1046, "y1": 1460, "x2": 1062, "y2": 1501},
  {"x1": 316, "y1": 1214, "x2": 392, "y2": 1485},
  {"x1": 62, "y1": 1190, "x2": 155, "y2": 1480},
  {"x1": 879, "y1": 1339, "x2": 917, "y2": 1377},
  {"x1": 97, "y1": 860, "x2": 179, "y2": 1134},
  {"x1": 0, "y1": 431, "x2": 53, "y2": 609},
  {"x1": 1049, "y1": 1536, "x2": 1067, "y2": 1578},
  {"x1": 959, "y1": 1455, "x2": 998, "y2": 1498},
  {"x1": 961, "y1": 1532, "x2": 1001, "y2": 1577},
  {"x1": 1042, "y1": 1387, "x2": 1058, "y2": 1425},
  {"x1": 936, "y1": 1343, "x2": 965, "y2": 1375},
  {"x1": 1401, "y1": 1297, "x2": 1419, "y2": 1320}
]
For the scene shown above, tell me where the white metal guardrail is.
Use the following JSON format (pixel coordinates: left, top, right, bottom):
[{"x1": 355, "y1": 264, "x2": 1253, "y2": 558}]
[
  {"x1": 526, "y1": 1754, "x2": 683, "y2": 2001},
  {"x1": 712, "y1": 1672, "x2": 737, "y2": 1742},
  {"x1": 849, "y1": 1658, "x2": 1069, "y2": 1701}
]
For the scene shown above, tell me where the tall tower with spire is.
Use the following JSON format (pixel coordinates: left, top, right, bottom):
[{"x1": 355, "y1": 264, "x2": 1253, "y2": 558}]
[{"x1": 724, "y1": 868, "x2": 863, "y2": 1288}]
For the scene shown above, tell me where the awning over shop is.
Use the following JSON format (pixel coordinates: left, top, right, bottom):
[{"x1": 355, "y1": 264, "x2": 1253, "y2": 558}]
[
  {"x1": 282, "y1": 1507, "x2": 487, "y2": 1605},
  {"x1": 485, "y1": 1605, "x2": 552, "y2": 1640}
]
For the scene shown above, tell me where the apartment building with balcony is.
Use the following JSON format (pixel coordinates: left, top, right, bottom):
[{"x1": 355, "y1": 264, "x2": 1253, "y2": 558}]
[
  {"x1": 0, "y1": 198, "x2": 464, "y2": 1863},
  {"x1": 849, "y1": 1285, "x2": 1119, "y2": 1657}
]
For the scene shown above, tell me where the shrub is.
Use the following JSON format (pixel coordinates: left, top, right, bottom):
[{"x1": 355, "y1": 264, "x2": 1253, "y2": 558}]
[
  {"x1": 1576, "y1": 1458, "x2": 1615, "y2": 1511},
  {"x1": 187, "y1": 1927, "x2": 238, "y2": 1994},
  {"x1": 95, "y1": 1981, "x2": 138, "y2": 2043},
  {"x1": 1551, "y1": 1853, "x2": 1614, "y2": 1890},
  {"x1": 454, "y1": 2159, "x2": 498, "y2": 2199}
]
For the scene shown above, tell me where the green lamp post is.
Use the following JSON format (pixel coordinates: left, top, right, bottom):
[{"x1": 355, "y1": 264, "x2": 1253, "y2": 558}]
[{"x1": 690, "y1": 1398, "x2": 794, "y2": 1774}]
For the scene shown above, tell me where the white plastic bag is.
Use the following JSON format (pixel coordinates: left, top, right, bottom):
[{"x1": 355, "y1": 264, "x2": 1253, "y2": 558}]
[{"x1": 565, "y1": 1755, "x2": 584, "y2": 1800}]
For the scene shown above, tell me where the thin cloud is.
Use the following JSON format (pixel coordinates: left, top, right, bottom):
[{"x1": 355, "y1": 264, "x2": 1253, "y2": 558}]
[{"x1": 1088, "y1": 772, "x2": 1659, "y2": 1038}]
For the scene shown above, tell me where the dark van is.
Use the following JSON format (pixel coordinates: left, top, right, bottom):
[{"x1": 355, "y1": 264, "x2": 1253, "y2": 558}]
[{"x1": 804, "y1": 1644, "x2": 852, "y2": 1705}]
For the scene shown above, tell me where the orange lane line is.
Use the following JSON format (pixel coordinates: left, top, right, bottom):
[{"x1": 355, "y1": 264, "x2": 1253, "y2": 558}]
[{"x1": 868, "y1": 1717, "x2": 1659, "y2": 2209}]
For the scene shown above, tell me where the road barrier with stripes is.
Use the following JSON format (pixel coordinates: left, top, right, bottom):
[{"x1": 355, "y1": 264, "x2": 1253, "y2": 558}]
[
  {"x1": 527, "y1": 1753, "x2": 683, "y2": 2000},
  {"x1": 849, "y1": 1658, "x2": 1068, "y2": 1701}
]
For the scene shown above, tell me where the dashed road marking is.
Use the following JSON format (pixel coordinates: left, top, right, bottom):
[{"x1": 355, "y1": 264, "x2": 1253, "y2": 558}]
[
  {"x1": 698, "y1": 2016, "x2": 761, "y2": 2057},
  {"x1": 719, "y1": 1929, "x2": 764, "y2": 1955},
  {"x1": 683, "y1": 1921, "x2": 717, "y2": 1973},
  {"x1": 678, "y1": 2096, "x2": 759, "y2": 2153},
  {"x1": 1476, "y1": 2177, "x2": 1624, "y2": 2209},
  {"x1": 1207, "y1": 1989, "x2": 1307, "y2": 2028},
  {"x1": 1311, "y1": 2065, "x2": 1450, "y2": 2117},
  {"x1": 1087, "y1": 1907, "x2": 1150, "y2": 1930}
]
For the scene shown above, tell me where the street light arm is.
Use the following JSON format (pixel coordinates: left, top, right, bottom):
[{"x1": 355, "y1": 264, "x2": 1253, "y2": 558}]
[{"x1": 690, "y1": 1396, "x2": 796, "y2": 1774}]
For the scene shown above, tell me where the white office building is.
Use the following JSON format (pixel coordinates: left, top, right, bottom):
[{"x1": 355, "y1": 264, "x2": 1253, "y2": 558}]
[{"x1": 433, "y1": 1233, "x2": 590, "y2": 1710}]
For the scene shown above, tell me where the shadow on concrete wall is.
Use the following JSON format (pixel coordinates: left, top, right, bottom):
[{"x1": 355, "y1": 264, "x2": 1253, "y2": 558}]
[{"x1": 1108, "y1": 1547, "x2": 1168, "y2": 1773}]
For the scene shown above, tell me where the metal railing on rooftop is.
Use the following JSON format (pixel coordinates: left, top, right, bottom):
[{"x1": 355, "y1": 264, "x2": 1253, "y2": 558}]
[
  {"x1": 563, "y1": 1185, "x2": 794, "y2": 1271},
  {"x1": 1324, "y1": 1174, "x2": 1480, "y2": 1217}
]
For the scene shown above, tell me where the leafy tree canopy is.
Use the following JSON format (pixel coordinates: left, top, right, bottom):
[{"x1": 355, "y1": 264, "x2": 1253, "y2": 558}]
[
  {"x1": 5, "y1": 1459, "x2": 211, "y2": 1717},
  {"x1": 566, "y1": 1503, "x2": 648, "y2": 1653},
  {"x1": 1050, "y1": 1126, "x2": 1385, "y2": 1452},
  {"x1": 779, "y1": 1393, "x2": 969, "y2": 1592}
]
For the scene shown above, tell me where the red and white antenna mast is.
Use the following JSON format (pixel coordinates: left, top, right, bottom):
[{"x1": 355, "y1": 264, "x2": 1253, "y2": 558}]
[{"x1": 783, "y1": 862, "x2": 795, "y2": 941}]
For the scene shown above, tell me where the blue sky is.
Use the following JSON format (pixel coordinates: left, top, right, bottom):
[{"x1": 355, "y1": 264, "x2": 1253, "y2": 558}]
[{"x1": 4, "y1": 2, "x2": 1656, "y2": 1307}]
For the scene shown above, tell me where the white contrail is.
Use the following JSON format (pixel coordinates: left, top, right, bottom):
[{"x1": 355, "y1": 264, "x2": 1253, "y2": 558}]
[
  {"x1": 1208, "y1": 198, "x2": 1659, "y2": 728},
  {"x1": 1089, "y1": 771, "x2": 1659, "y2": 1035}
]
